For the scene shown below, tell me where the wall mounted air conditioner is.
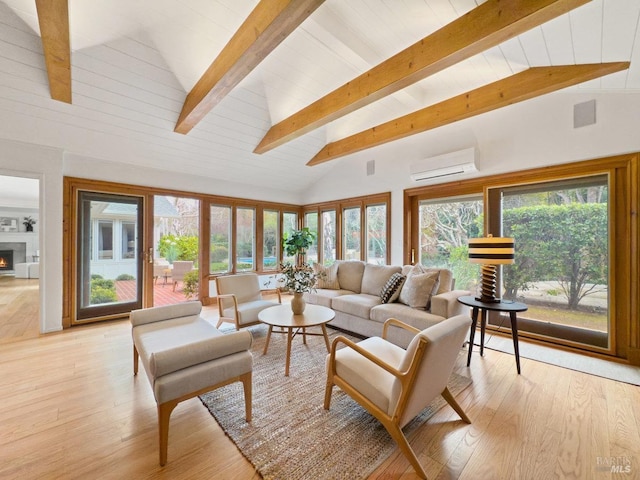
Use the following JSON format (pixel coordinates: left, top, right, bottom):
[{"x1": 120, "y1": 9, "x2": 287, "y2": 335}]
[{"x1": 410, "y1": 147, "x2": 477, "y2": 182}]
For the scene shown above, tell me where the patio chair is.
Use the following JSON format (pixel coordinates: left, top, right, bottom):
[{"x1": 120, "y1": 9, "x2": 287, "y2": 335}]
[
  {"x1": 324, "y1": 314, "x2": 472, "y2": 479},
  {"x1": 216, "y1": 273, "x2": 282, "y2": 330},
  {"x1": 153, "y1": 257, "x2": 170, "y2": 285},
  {"x1": 171, "y1": 261, "x2": 193, "y2": 292}
]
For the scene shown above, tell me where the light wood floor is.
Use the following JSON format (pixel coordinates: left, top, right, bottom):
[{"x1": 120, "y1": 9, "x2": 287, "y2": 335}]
[
  {"x1": 0, "y1": 275, "x2": 40, "y2": 344},
  {"x1": 1, "y1": 292, "x2": 639, "y2": 479}
]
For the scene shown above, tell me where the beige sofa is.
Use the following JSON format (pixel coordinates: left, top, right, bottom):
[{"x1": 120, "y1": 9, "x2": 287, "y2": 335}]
[{"x1": 304, "y1": 261, "x2": 469, "y2": 346}]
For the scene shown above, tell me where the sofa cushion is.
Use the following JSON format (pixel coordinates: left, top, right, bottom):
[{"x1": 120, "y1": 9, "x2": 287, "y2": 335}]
[
  {"x1": 336, "y1": 261, "x2": 366, "y2": 294},
  {"x1": 304, "y1": 288, "x2": 353, "y2": 308},
  {"x1": 361, "y1": 264, "x2": 402, "y2": 296},
  {"x1": 401, "y1": 265, "x2": 453, "y2": 294},
  {"x1": 314, "y1": 262, "x2": 340, "y2": 289},
  {"x1": 370, "y1": 303, "x2": 445, "y2": 329},
  {"x1": 398, "y1": 269, "x2": 439, "y2": 309},
  {"x1": 380, "y1": 273, "x2": 406, "y2": 303},
  {"x1": 332, "y1": 294, "x2": 381, "y2": 318}
]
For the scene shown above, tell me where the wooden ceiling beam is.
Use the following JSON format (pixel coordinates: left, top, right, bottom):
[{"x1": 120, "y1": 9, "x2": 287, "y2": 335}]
[
  {"x1": 35, "y1": 0, "x2": 71, "y2": 103},
  {"x1": 174, "y1": 0, "x2": 325, "y2": 135},
  {"x1": 307, "y1": 62, "x2": 630, "y2": 166},
  {"x1": 255, "y1": 0, "x2": 591, "y2": 154}
]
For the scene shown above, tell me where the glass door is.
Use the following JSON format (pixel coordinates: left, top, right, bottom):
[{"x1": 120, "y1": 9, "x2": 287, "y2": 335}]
[
  {"x1": 76, "y1": 192, "x2": 143, "y2": 321},
  {"x1": 153, "y1": 195, "x2": 200, "y2": 306}
]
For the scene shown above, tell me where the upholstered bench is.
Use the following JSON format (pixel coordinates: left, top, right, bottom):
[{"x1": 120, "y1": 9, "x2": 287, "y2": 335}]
[{"x1": 130, "y1": 301, "x2": 253, "y2": 465}]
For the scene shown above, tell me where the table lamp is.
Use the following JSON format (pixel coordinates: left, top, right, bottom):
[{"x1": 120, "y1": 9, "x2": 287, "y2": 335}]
[{"x1": 468, "y1": 235, "x2": 515, "y2": 303}]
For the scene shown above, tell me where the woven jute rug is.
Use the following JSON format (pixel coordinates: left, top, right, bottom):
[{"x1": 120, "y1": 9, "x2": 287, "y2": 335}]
[{"x1": 200, "y1": 324, "x2": 472, "y2": 480}]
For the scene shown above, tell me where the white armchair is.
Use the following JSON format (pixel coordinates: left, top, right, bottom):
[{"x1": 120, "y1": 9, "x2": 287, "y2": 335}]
[
  {"x1": 324, "y1": 314, "x2": 472, "y2": 479},
  {"x1": 216, "y1": 273, "x2": 281, "y2": 330}
]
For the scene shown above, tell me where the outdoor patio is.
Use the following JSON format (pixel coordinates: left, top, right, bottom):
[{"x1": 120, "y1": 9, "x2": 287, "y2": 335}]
[{"x1": 115, "y1": 279, "x2": 192, "y2": 307}]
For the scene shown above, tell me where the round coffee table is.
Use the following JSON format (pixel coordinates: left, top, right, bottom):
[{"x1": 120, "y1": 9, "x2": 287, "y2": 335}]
[{"x1": 258, "y1": 304, "x2": 335, "y2": 376}]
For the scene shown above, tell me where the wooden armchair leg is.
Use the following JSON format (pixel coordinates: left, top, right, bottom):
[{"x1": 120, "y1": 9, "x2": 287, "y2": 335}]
[
  {"x1": 133, "y1": 345, "x2": 139, "y2": 375},
  {"x1": 442, "y1": 386, "x2": 471, "y2": 423},
  {"x1": 385, "y1": 422, "x2": 428, "y2": 479},
  {"x1": 157, "y1": 400, "x2": 179, "y2": 466},
  {"x1": 241, "y1": 371, "x2": 252, "y2": 422},
  {"x1": 323, "y1": 379, "x2": 334, "y2": 410}
]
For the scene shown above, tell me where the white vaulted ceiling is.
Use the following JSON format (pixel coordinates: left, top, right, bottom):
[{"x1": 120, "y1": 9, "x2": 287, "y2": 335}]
[{"x1": 0, "y1": 0, "x2": 639, "y2": 193}]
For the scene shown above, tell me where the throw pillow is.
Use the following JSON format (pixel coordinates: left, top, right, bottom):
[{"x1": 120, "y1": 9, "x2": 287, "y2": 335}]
[
  {"x1": 398, "y1": 270, "x2": 439, "y2": 309},
  {"x1": 379, "y1": 273, "x2": 406, "y2": 303},
  {"x1": 314, "y1": 262, "x2": 340, "y2": 289}
]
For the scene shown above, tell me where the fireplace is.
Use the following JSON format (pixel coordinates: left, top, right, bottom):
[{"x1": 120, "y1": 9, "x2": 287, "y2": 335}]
[{"x1": 0, "y1": 250, "x2": 13, "y2": 271}]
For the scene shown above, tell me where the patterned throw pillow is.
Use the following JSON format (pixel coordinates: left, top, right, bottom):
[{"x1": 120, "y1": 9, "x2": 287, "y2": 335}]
[
  {"x1": 314, "y1": 262, "x2": 340, "y2": 289},
  {"x1": 398, "y1": 269, "x2": 440, "y2": 309},
  {"x1": 380, "y1": 273, "x2": 406, "y2": 303}
]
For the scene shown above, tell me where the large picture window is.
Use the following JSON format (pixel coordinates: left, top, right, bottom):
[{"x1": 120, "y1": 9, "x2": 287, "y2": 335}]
[
  {"x1": 404, "y1": 155, "x2": 636, "y2": 360},
  {"x1": 491, "y1": 175, "x2": 610, "y2": 347}
]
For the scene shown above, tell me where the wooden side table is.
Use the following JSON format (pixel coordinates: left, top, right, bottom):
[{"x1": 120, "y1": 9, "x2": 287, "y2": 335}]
[{"x1": 457, "y1": 295, "x2": 528, "y2": 374}]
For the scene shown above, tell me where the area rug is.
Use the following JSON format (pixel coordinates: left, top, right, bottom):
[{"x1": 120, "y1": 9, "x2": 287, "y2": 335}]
[{"x1": 200, "y1": 324, "x2": 472, "y2": 480}]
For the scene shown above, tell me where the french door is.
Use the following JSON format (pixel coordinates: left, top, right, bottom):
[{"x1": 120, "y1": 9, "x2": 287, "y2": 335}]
[{"x1": 76, "y1": 191, "x2": 143, "y2": 321}]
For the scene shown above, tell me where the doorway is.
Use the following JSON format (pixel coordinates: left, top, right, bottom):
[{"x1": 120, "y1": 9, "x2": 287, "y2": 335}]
[{"x1": 0, "y1": 174, "x2": 40, "y2": 343}]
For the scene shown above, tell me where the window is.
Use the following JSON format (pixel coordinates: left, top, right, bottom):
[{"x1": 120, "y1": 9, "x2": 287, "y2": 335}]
[
  {"x1": 321, "y1": 210, "x2": 336, "y2": 265},
  {"x1": 418, "y1": 196, "x2": 483, "y2": 292},
  {"x1": 493, "y1": 176, "x2": 609, "y2": 347},
  {"x1": 283, "y1": 212, "x2": 298, "y2": 265},
  {"x1": 304, "y1": 211, "x2": 318, "y2": 264},
  {"x1": 121, "y1": 221, "x2": 136, "y2": 259},
  {"x1": 342, "y1": 207, "x2": 361, "y2": 260},
  {"x1": 263, "y1": 210, "x2": 278, "y2": 270},
  {"x1": 97, "y1": 220, "x2": 113, "y2": 260},
  {"x1": 404, "y1": 156, "x2": 636, "y2": 360},
  {"x1": 366, "y1": 204, "x2": 387, "y2": 265},
  {"x1": 236, "y1": 207, "x2": 255, "y2": 272},
  {"x1": 302, "y1": 193, "x2": 390, "y2": 265},
  {"x1": 210, "y1": 205, "x2": 231, "y2": 274}
]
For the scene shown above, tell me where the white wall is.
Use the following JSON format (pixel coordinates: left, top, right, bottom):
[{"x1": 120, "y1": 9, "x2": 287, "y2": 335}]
[
  {"x1": 0, "y1": 138, "x2": 64, "y2": 334},
  {"x1": 302, "y1": 91, "x2": 640, "y2": 264}
]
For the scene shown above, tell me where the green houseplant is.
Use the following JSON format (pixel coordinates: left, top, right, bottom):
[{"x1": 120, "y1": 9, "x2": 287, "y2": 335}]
[{"x1": 283, "y1": 227, "x2": 315, "y2": 264}]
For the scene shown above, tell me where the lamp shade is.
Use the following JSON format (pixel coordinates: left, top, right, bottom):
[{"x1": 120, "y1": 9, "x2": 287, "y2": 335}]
[{"x1": 468, "y1": 236, "x2": 515, "y2": 265}]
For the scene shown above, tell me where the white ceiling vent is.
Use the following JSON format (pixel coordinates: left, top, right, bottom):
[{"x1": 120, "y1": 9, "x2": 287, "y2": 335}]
[{"x1": 410, "y1": 148, "x2": 477, "y2": 182}]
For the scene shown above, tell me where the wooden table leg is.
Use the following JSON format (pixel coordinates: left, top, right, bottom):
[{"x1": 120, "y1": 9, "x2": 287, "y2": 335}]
[
  {"x1": 466, "y1": 307, "x2": 479, "y2": 367},
  {"x1": 321, "y1": 324, "x2": 330, "y2": 352},
  {"x1": 510, "y1": 311, "x2": 522, "y2": 374},
  {"x1": 302, "y1": 326, "x2": 307, "y2": 345},
  {"x1": 263, "y1": 325, "x2": 273, "y2": 355},
  {"x1": 285, "y1": 327, "x2": 293, "y2": 376}
]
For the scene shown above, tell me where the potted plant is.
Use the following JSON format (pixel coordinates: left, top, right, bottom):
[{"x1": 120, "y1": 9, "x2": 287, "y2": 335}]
[
  {"x1": 23, "y1": 216, "x2": 36, "y2": 232},
  {"x1": 278, "y1": 262, "x2": 321, "y2": 314},
  {"x1": 280, "y1": 228, "x2": 319, "y2": 313},
  {"x1": 283, "y1": 227, "x2": 315, "y2": 265}
]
